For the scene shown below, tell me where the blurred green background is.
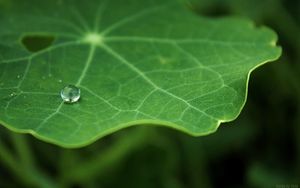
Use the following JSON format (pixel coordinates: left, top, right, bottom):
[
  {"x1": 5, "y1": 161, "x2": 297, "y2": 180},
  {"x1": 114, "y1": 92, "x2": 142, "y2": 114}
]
[{"x1": 0, "y1": 0, "x2": 299, "y2": 187}]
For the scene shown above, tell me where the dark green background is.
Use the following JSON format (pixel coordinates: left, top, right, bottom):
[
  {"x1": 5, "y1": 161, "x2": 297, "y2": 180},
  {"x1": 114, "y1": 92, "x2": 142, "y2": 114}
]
[{"x1": 0, "y1": 0, "x2": 299, "y2": 187}]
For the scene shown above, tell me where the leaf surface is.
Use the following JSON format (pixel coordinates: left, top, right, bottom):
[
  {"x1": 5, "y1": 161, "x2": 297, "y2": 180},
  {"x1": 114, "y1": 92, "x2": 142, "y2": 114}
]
[{"x1": 0, "y1": 0, "x2": 281, "y2": 147}]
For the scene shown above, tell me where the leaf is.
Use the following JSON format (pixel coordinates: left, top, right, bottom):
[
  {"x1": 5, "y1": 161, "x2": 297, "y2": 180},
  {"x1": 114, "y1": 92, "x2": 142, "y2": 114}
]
[{"x1": 0, "y1": 0, "x2": 281, "y2": 147}]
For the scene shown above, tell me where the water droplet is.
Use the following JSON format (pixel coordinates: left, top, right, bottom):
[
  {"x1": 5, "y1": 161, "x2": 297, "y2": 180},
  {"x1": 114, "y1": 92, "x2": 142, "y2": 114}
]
[
  {"x1": 9, "y1": 92, "x2": 17, "y2": 97},
  {"x1": 58, "y1": 79, "x2": 62, "y2": 83},
  {"x1": 17, "y1": 75, "x2": 21, "y2": 79},
  {"x1": 60, "y1": 85, "x2": 80, "y2": 103}
]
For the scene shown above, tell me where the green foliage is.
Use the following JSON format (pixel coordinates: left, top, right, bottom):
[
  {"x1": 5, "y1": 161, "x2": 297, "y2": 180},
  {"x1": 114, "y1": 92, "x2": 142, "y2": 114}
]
[
  {"x1": 0, "y1": 0, "x2": 299, "y2": 188},
  {"x1": 0, "y1": 0, "x2": 280, "y2": 147}
]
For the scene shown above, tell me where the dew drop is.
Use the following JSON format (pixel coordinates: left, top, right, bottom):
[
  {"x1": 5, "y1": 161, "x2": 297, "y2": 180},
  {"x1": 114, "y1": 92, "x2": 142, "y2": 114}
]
[
  {"x1": 9, "y1": 92, "x2": 17, "y2": 97},
  {"x1": 60, "y1": 85, "x2": 80, "y2": 103},
  {"x1": 17, "y1": 75, "x2": 21, "y2": 79}
]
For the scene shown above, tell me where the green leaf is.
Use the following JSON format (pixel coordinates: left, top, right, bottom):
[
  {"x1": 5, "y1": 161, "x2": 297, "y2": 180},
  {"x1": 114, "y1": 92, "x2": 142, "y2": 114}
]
[{"x1": 0, "y1": 0, "x2": 281, "y2": 147}]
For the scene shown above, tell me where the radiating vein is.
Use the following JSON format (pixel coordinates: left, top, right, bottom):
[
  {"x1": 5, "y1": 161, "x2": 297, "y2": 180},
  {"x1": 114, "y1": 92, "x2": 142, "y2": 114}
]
[
  {"x1": 100, "y1": 2, "x2": 174, "y2": 36},
  {"x1": 94, "y1": 0, "x2": 108, "y2": 32},
  {"x1": 77, "y1": 45, "x2": 96, "y2": 85},
  {"x1": 80, "y1": 85, "x2": 120, "y2": 111},
  {"x1": 105, "y1": 36, "x2": 262, "y2": 46},
  {"x1": 101, "y1": 44, "x2": 217, "y2": 120}
]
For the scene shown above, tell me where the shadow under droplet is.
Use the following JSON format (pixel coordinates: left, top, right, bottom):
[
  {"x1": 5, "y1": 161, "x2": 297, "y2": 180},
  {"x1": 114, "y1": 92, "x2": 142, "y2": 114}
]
[{"x1": 21, "y1": 35, "x2": 55, "y2": 52}]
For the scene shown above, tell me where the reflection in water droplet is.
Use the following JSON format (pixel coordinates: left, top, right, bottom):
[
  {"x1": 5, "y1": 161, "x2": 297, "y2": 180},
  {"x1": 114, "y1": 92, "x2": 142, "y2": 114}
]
[{"x1": 60, "y1": 85, "x2": 80, "y2": 103}]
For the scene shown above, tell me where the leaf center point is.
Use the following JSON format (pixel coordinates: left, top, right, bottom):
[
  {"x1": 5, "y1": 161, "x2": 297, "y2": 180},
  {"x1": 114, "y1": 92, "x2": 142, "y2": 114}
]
[{"x1": 83, "y1": 33, "x2": 103, "y2": 45}]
